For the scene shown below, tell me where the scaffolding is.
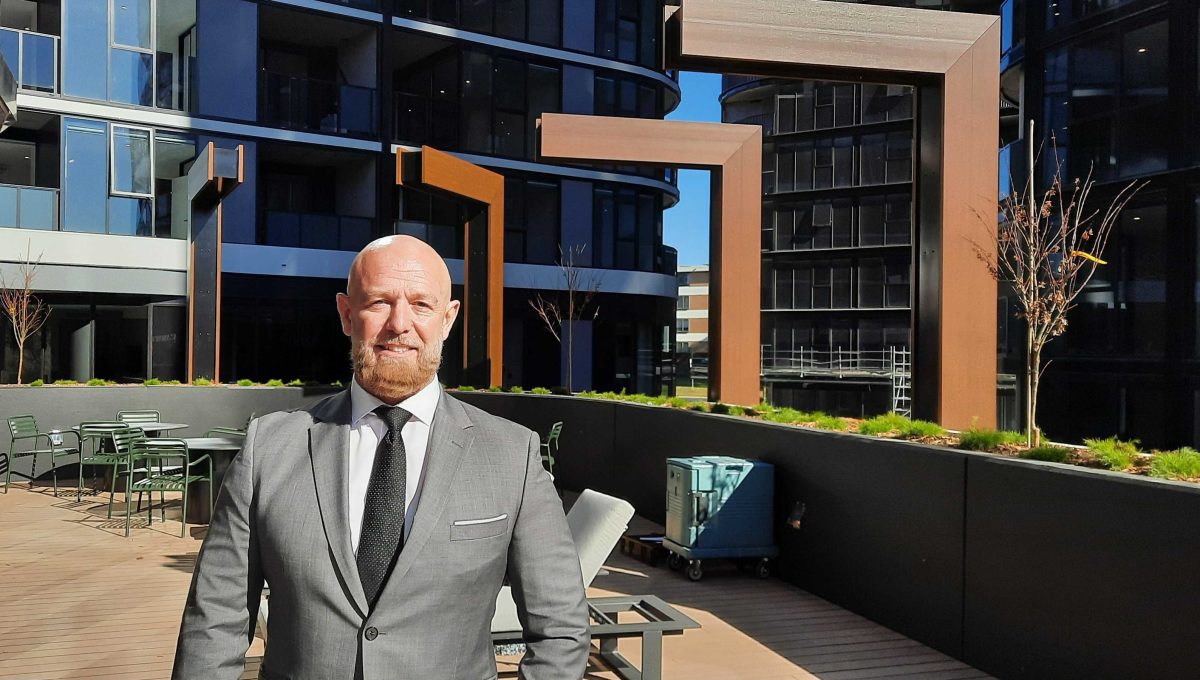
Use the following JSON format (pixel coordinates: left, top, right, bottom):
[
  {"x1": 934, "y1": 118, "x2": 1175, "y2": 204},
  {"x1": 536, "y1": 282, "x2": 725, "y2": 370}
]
[{"x1": 760, "y1": 346, "x2": 912, "y2": 415}]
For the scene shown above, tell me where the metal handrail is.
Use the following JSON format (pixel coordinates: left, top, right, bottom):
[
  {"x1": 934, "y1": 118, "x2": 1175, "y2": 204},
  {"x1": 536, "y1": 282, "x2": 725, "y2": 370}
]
[{"x1": 760, "y1": 345, "x2": 911, "y2": 378}]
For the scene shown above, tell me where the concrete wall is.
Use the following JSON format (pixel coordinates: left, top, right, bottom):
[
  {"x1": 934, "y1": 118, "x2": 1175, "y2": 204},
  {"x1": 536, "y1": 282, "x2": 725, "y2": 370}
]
[
  {"x1": 455, "y1": 391, "x2": 1200, "y2": 680},
  {"x1": 0, "y1": 385, "x2": 326, "y2": 478}
]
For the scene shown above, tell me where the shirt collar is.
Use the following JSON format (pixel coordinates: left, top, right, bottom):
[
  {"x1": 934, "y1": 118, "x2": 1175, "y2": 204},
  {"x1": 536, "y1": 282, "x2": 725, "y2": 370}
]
[{"x1": 350, "y1": 376, "x2": 441, "y2": 427}]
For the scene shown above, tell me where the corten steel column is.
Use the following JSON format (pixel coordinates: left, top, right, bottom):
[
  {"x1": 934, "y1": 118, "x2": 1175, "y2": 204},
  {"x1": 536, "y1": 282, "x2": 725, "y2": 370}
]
[
  {"x1": 659, "y1": 0, "x2": 999, "y2": 428},
  {"x1": 186, "y1": 143, "x2": 244, "y2": 384},
  {"x1": 539, "y1": 114, "x2": 762, "y2": 406},
  {"x1": 396, "y1": 147, "x2": 504, "y2": 387}
]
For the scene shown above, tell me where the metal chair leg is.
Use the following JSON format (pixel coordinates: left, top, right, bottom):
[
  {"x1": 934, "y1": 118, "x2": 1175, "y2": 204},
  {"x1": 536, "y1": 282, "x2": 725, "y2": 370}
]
[{"x1": 180, "y1": 486, "x2": 188, "y2": 538}]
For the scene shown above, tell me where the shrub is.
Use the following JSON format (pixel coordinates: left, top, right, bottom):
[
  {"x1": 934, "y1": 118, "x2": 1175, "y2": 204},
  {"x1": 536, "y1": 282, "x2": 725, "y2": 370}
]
[
  {"x1": 287, "y1": 379, "x2": 304, "y2": 387},
  {"x1": 813, "y1": 414, "x2": 848, "y2": 431},
  {"x1": 486, "y1": 385, "x2": 502, "y2": 392},
  {"x1": 236, "y1": 379, "x2": 254, "y2": 387},
  {"x1": 1019, "y1": 445, "x2": 1073, "y2": 463},
  {"x1": 530, "y1": 387, "x2": 551, "y2": 395},
  {"x1": 86, "y1": 378, "x2": 107, "y2": 386},
  {"x1": 711, "y1": 403, "x2": 747, "y2": 416},
  {"x1": 508, "y1": 386, "x2": 525, "y2": 393},
  {"x1": 454, "y1": 385, "x2": 475, "y2": 391},
  {"x1": 857, "y1": 413, "x2": 944, "y2": 438},
  {"x1": 958, "y1": 427, "x2": 1024, "y2": 451},
  {"x1": 331, "y1": 380, "x2": 343, "y2": 387},
  {"x1": 667, "y1": 396, "x2": 689, "y2": 408},
  {"x1": 193, "y1": 377, "x2": 212, "y2": 386},
  {"x1": 29, "y1": 379, "x2": 44, "y2": 386},
  {"x1": 763, "y1": 407, "x2": 805, "y2": 424},
  {"x1": 686, "y1": 401, "x2": 712, "y2": 413},
  {"x1": 1149, "y1": 447, "x2": 1200, "y2": 481},
  {"x1": 265, "y1": 379, "x2": 284, "y2": 387},
  {"x1": 142, "y1": 378, "x2": 161, "y2": 386},
  {"x1": 163, "y1": 380, "x2": 182, "y2": 385},
  {"x1": 1084, "y1": 436, "x2": 1140, "y2": 471},
  {"x1": 54, "y1": 379, "x2": 77, "y2": 386}
]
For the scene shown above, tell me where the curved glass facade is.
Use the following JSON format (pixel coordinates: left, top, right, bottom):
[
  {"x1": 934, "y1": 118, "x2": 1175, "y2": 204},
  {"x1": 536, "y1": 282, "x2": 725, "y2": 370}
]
[
  {"x1": 0, "y1": 0, "x2": 678, "y2": 395},
  {"x1": 1001, "y1": 0, "x2": 1200, "y2": 447}
]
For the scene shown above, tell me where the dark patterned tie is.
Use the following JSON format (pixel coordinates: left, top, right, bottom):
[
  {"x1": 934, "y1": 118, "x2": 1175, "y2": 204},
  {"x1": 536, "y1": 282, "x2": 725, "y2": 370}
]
[{"x1": 356, "y1": 405, "x2": 412, "y2": 608}]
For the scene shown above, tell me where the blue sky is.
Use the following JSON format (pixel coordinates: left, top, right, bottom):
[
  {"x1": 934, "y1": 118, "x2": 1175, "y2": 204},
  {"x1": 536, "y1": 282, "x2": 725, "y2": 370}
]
[{"x1": 664, "y1": 72, "x2": 723, "y2": 267}]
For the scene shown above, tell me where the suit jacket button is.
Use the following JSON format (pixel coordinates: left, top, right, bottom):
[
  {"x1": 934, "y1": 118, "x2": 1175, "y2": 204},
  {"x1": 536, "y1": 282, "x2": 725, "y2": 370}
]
[{"x1": 364, "y1": 627, "x2": 379, "y2": 641}]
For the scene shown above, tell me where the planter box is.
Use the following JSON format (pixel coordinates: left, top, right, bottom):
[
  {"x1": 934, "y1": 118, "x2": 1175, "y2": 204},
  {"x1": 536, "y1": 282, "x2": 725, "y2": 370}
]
[{"x1": 455, "y1": 391, "x2": 1200, "y2": 680}]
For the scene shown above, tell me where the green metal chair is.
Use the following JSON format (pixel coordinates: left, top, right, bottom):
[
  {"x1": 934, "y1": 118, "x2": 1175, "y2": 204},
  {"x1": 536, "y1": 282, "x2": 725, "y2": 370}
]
[
  {"x1": 541, "y1": 421, "x2": 563, "y2": 477},
  {"x1": 117, "y1": 410, "x2": 160, "y2": 427},
  {"x1": 77, "y1": 421, "x2": 134, "y2": 506},
  {"x1": 205, "y1": 412, "x2": 255, "y2": 438},
  {"x1": 4, "y1": 415, "x2": 81, "y2": 495},
  {"x1": 127, "y1": 438, "x2": 213, "y2": 538}
]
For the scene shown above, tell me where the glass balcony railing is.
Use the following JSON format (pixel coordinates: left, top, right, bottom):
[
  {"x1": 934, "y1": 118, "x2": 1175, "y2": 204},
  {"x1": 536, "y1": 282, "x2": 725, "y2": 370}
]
[
  {"x1": 0, "y1": 184, "x2": 58, "y2": 230},
  {"x1": 263, "y1": 211, "x2": 373, "y2": 251},
  {"x1": 0, "y1": 28, "x2": 58, "y2": 93},
  {"x1": 999, "y1": 140, "x2": 1028, "y2": 200},
  {"x1": 259, "y1": 71, "x2": 377, "y2": 137}
]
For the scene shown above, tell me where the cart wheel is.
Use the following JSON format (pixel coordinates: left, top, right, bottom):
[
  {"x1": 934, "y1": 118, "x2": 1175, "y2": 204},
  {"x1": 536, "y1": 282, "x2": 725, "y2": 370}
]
[
  {"x1": 754, "y1": 558, "x2": 772, "y2": 579},
  {"x1": 686, "y1": 561, "x2": 704, "y2": 582},
  {"x1": 667, "y1": 553, "x2": 685, "y2": 571}
]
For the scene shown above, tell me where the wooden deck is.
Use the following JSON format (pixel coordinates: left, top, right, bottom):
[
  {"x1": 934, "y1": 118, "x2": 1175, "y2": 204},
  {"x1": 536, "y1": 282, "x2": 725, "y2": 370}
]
[{"x1": 0, "y1": 486, "x2": 992, "y2": 680}]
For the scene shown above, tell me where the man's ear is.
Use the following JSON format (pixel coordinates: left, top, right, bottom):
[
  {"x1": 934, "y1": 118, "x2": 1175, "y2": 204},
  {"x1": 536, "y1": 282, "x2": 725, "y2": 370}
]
[
  {"x1": 442, "y1": 299, "x2": 461, "y2": 340},
  {"x1": 336, "y1": 293, "x2": 353, "y2": 337}
]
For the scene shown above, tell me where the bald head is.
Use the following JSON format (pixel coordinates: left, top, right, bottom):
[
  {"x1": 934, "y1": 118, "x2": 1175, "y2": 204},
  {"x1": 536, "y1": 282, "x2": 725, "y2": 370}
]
[
  {"x1": 347, "y1": 235, "x2": 452, "y2": 302},
  {"x1": 337, "y1": 235, "x2": 460, "y2": 403}
]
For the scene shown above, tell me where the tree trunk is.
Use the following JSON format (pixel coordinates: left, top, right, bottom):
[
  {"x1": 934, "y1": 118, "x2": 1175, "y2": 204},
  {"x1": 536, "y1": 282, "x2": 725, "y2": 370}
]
[
  {"x1": 15, "y1": 339, "x2": 24, "y2": 385},
  {"x1": 1029, "y1": 346, "x2": 1042, "y2": 447}
]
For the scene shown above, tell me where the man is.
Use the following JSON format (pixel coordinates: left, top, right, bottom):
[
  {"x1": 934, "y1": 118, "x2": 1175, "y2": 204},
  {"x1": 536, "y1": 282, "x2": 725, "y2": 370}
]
[{"x1": 173, "y1": 235, "x2": 589, "y2": 679}]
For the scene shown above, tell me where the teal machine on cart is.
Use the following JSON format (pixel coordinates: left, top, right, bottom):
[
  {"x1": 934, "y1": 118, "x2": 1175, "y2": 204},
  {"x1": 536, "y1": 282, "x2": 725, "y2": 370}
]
[{"x1": 663, "y1": 456, "x2": 778, "y2": 581}]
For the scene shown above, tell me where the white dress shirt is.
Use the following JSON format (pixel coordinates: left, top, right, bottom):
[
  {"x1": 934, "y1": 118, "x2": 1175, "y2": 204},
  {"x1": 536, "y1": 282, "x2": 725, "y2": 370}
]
[{"x1": 348, "y1": 376, "x2": 441, "y2": 554}]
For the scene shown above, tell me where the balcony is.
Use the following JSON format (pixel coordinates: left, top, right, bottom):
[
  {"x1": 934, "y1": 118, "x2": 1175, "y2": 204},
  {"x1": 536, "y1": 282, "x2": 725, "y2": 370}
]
[
  {"x1": 263, "y1": 211, "x2": 373, "y2": 251},
  {"x1": 0, "y1": 27, "x2": 58, "y2": 93},
  {"x1": 0, "y1": 183, "x2": 58, "y2": 230},
  {"x1": 259, "y1": 71, "x2": 377, "y2": 137}
]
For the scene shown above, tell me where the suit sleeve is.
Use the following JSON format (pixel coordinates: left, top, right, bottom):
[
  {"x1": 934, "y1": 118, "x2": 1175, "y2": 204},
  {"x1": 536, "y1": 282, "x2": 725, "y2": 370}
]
[
  {"x1": 508, "y1": 430, "x2": 591, "y2": 680},
  {"x1": 172, "y1": 417, "x2": 264, "y2": 680}
]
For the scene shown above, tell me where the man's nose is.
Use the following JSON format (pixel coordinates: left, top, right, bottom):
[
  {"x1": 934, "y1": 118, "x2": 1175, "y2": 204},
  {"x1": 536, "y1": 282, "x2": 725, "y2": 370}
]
[{"x1": 384, "y1": 301, "x2": 413, "y2": 334}]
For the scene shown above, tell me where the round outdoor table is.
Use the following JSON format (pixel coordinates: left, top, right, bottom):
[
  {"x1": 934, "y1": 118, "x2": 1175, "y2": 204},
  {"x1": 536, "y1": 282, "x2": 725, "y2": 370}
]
[
  {"x1": 181, "y1": 437, "x2": 245, "y2": 525},
  {"x1": 133, "y1": 422, "x2": 189, "y2": 436}
]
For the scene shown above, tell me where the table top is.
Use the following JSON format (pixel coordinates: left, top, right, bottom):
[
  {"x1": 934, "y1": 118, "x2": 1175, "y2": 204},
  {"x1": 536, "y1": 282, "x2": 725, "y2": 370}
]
[
  {"x1": 72, "y1": 422, "x2": 189, "y2": 432},
  {"x1": 180, "y1": 437, "x2": 244, "y2": 451}
]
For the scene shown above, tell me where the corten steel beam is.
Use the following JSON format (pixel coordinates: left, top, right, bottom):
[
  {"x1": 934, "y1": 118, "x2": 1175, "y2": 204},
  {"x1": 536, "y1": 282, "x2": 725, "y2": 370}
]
[
  {"x1": 539, "y1": 113, "x2": 762, "y2": 406},
  {"x1": 186, "y1": 142, "x2": 244, "y2": 384},
  {"x1": 396, "y1": 146, "x2": 504, "y2": 387},
  {"x1": 662, "y1": 0, "x2": 999, "y2": 428}
]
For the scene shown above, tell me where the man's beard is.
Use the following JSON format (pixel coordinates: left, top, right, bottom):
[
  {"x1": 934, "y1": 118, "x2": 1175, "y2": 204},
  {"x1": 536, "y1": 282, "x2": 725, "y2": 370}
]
[{"x1": 352, "y1": 335, "x2": 443, "y2": 401}]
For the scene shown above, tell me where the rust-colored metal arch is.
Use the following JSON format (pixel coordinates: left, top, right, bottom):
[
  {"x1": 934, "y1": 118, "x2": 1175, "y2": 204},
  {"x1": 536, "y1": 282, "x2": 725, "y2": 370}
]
[
  {"x1": 396, "y1": 146, "x2": 504, "y2": 387},
  {"x1": 540, "y1": 114, "x2": 761, "y2": 406},
  {"x1": 543, "y1": 0, "x2": 999, "y2": 428}
]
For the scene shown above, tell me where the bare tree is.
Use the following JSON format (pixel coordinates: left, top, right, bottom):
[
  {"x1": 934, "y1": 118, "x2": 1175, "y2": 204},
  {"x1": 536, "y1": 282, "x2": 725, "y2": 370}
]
[
  {"x1": 529, "y1": 244, "x2": 602, "y2": 392},
  {"x1": 1, "y1": 244, "x2": 51, "y2": 384},
  {"x1": 973, "y1": 121, "x2": 1145, "y2": 446}
]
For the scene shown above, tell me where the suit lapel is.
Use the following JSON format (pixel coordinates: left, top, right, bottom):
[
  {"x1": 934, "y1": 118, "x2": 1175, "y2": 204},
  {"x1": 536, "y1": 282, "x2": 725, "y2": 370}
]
[
  {"x1": 381, "y1": 391, "x2": 474, "y2": 589},
  {"x1": 308, "y1": 390, "x2": 369, "y2": 616}
]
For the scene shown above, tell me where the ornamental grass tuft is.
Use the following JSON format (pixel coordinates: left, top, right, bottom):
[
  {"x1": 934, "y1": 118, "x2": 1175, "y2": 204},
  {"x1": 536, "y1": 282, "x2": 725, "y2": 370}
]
[
  {"x1": 1149, "y1": 447, "x2": 1200, "y2": 481},
  {"x1": 1019, "y1": 445, "x2": 1073, "y2": 463},
  {"x1": 1084, "y1": 436, "x2": 1140, "y2": 471},
  {"x1": 958, "y1": 427, "x2": 1024, "y2": 451}
]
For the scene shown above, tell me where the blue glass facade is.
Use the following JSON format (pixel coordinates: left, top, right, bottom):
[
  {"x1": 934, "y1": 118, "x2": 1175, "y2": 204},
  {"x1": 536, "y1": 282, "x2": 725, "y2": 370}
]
[{"x1": 0, "y1": 0, "x2": 679, "y2": 393}]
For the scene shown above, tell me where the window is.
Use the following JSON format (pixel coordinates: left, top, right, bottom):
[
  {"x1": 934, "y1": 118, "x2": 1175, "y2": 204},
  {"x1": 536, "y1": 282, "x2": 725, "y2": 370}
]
[
  {"x1": 110, "y1": 126, "x2": 153, "y2": 197},
  {"x1": 63, "y1": 117, "x2": 194, "y2": 237},
  {"x1": 676, "y1": 295, "x2": 689, "y2": 310},
  {"x1": 676, "y1": 318, "x2": 688, "y2": 332}
]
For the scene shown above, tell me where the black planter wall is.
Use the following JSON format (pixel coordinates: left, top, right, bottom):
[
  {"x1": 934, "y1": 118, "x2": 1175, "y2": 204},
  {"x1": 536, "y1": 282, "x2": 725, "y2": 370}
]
[{"x1": 456, "y1": 391, "x2": 1200, "y2": 680}]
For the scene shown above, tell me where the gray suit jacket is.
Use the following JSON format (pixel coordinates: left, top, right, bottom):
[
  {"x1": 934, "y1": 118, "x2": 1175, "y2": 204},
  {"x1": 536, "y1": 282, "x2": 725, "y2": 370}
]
[{"x1": 173, "y1": 389, "x2": 589, "y2": 680}]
